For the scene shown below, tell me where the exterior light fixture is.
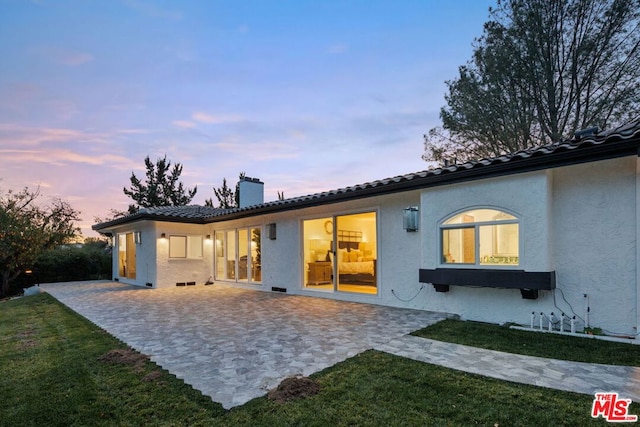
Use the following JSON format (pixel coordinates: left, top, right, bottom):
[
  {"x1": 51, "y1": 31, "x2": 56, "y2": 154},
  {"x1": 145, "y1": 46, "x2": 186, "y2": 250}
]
[
  {"x1": 403, "y1": 207, "x2": 419, "y2": 232},
  {"x1": 268, "y1": 223, "x2": 277, "y2": 240},
  {"x1": 206, "y1": 234, "x2": 211, "y2": 240},
  {"x1": 160, "y1": 233, "x2": 166, "y2": 239}
]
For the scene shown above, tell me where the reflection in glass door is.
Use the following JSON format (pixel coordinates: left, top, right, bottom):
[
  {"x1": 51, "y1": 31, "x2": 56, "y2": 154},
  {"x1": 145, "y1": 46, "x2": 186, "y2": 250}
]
[
  {"x1": 238, "y1": 229, "x2": 249, "y2": 281},
  {"x1": 225, "y1": 230, "x2": 236, "y2": 280},
  {"x1": 250, "y1": 227, "x2": 262, "y2": 282},
  {"x1": 303, "y1": 212, "x2": 377, "y2": 294},
  {"x1": 214, "y1": 232, "x2": 225, "y2": 280}
]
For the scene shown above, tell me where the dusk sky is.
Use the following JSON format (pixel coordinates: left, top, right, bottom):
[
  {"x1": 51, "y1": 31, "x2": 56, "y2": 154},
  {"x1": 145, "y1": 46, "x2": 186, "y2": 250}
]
[{"x1": 0, "y1": 0, "x2": 496, "y2": 237}]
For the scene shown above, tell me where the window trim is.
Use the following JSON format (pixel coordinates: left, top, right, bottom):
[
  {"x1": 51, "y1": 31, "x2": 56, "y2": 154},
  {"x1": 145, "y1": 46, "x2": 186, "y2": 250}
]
[{"x1": 439, "y1": 207, "x2": 521, "y2": 269}]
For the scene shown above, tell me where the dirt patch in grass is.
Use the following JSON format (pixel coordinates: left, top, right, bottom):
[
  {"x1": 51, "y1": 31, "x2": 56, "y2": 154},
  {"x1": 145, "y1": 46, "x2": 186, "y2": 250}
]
[
  {"x1": 16, "y1": 327, "x2": 36, "y2": 339},
  {"x1": 15, "y1": 327, "x2": 38, "y2": 350},
  {"x1": 268, "y1": 376, "x2": 320, "y2": 403},
  {"x1": 99, "y1": 348, "x2": 149, "y2": 373},
  {"x1": 142, "y1": 370, "x2": 163, "y2": 382},
  {"x1": 18, "y1": 339, "x2": 38, "y2": 350}
]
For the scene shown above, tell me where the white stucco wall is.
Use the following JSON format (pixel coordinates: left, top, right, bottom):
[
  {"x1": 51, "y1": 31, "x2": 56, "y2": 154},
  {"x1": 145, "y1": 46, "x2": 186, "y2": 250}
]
[
  {"x1": 109, "y1": 221, "x2": 156, "y2": 287},
  {"x1": 154, "y1": 222, "x2": 214, "y2": 288},
  {"x1": 419, "y1": 171, "x2": 555, "y2": 324},
  {"x1": 415, "y1": 157, "x2": 638, "y2": 335},
  {"x1": 551, "y1": 156, "x2": 637, "y2": 335}
]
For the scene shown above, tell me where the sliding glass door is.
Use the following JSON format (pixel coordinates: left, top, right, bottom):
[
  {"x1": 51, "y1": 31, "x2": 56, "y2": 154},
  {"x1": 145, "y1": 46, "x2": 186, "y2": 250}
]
[
  {"x1": 303, "y1": 212, "x2": 377, "y2": 294},
  {"x1": 214, "y1": 227, "x2": 262, "y2": 284}
]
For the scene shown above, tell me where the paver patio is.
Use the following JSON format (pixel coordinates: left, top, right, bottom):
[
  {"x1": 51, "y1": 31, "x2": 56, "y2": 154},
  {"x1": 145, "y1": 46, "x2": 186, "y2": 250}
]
[
  {"x1": 42, "y1": 280, "x2": 640, "y2": 408},
  {"x1": 41, "y1": 281, "x2": 447, "y2": 408}
]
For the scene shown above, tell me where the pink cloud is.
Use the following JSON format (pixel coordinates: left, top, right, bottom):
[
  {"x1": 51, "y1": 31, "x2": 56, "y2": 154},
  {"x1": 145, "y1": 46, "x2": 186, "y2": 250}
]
[
  {"x1": 0, "y1": 124, "x2": 105, "y2": 146},
  {"x1": 0, "y1": 148, "x2": 136, "y2": 168},
  {"x1": 192, "y1": 112, "x2": 245, "y2": 124}
]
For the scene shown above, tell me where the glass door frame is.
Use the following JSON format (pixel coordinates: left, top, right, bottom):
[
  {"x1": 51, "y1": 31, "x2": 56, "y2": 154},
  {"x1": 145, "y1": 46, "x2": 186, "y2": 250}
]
[
  {"x1": 214, "y1": 226, "x2": 263, "y2": 284},
  {"x1": 301, "y1": 209, "x2": 378, "y2": 295}
]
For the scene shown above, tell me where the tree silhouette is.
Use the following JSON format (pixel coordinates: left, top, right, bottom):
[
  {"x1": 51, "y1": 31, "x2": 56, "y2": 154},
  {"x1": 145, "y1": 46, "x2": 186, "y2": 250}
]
[
  {"x1": 0, "y1": 186, "x2": 80, "y2": 297},
  {"x1": 123, "y1": 156, "x2": 197, "y2": 213},
  {"x1": 424, "y1": 0, "x2": 640, "y2": 163}
]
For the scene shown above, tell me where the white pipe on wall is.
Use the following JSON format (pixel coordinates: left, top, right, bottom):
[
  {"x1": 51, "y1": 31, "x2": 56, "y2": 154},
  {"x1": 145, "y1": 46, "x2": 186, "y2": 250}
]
[
  {"x1": 584, "y1": 294, "x2": 590, "y2": 328},
  {"x1": 531, "y1": 312, "x2": 535, "y2": 329},
  {"x1": 539, "y1": 312, "x2": 544, "y2": 330}
]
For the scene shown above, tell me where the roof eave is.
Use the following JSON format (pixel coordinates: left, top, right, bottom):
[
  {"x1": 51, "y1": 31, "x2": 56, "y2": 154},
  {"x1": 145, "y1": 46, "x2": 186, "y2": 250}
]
[{"x1": 92, "y1": 213, "x2": 209, "y2": 232}]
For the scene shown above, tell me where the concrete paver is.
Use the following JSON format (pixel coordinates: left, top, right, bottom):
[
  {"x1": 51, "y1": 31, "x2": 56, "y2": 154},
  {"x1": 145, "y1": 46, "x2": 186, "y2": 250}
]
[
  {"x1": 42, "y1": 280, "x2": 640, "y2": 408},
  {"x1": 42, "y1": 281, "x2": 446, "y2": 408},
  {"x1": 376, "y1": 335, "x2": 640, "y2": 402}
]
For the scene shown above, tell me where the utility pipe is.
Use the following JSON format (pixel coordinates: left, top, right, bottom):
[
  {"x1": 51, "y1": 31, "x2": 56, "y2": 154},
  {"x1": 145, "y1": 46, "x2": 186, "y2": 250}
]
[{"x1": 530, "y1": 312, "x2": 535, "y2": 329}]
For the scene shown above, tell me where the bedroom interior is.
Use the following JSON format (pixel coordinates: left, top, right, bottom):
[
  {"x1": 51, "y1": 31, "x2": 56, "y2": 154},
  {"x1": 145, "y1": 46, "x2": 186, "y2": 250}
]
[{"x1": 303, "y1": 212, "x2": 377, "y2": 294}]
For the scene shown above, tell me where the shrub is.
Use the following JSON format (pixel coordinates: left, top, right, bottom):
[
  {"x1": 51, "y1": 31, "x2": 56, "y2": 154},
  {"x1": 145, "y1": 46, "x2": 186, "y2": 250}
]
[{"x1": 11, "y1": 243, "x2": 111, "y2": 294}]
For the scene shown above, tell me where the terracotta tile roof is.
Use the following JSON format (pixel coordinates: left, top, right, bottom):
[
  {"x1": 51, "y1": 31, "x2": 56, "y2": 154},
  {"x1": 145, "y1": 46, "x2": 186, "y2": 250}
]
[{"x1": 93, "y1": 117, "x2": 640, "y2": 231}]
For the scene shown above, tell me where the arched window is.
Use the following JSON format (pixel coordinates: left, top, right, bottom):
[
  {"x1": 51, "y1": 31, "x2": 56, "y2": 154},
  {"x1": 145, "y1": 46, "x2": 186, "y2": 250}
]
[{"x1": 441, "y1": 208, "x2": 519, "y2": 266}]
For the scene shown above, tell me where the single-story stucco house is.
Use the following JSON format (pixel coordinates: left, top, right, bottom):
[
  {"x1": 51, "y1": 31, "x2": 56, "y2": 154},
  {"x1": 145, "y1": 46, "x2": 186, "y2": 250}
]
[{"x1": 93, "y1": 118, "x2": 640, "y2": 337}]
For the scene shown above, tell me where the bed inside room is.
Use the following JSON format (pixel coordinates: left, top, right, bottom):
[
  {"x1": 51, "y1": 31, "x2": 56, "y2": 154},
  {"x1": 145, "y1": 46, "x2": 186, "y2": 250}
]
[{"x1": 335, "y1": 230, "x2": 376, "y2": 287}]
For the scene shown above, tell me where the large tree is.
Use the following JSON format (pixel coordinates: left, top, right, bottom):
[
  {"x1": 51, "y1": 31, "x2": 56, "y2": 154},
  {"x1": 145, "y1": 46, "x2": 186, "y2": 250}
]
[
  {"x1": 123, "y1": 156, "x2": 197, "y2": 213},
  {"x1": 424, "y1": 0, "x2": 640, "y2": 163},
  {"x1": 0, "y1": 186, "x2": 80, "y2": 297}
]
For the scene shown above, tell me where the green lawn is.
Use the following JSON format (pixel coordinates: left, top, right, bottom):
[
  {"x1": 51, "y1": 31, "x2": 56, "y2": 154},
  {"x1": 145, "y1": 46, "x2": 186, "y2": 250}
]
[
  {"x1": 412, "y1": 319, "x2": 640, "y2": 366},
  {"x1": 1, "y1": 293, "x2": 635, "y2": 426}
]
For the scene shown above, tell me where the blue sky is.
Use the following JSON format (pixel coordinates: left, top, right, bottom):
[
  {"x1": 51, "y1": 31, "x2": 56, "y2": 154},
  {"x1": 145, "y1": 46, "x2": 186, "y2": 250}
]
[{"x1": 0, "y1": 0, "x2": 496, "y2": 236}]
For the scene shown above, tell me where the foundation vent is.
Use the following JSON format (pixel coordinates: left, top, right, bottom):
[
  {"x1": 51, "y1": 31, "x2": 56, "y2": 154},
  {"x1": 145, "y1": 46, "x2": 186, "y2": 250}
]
[{"x1": 271, "y1": 287, "x2": 287, "y2": 293}]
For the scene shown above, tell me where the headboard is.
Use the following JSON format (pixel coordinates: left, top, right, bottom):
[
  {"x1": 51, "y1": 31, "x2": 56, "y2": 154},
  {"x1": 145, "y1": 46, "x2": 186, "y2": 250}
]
[{"x1": 337, "y1": 229, "x2": 362, "y2": 251}]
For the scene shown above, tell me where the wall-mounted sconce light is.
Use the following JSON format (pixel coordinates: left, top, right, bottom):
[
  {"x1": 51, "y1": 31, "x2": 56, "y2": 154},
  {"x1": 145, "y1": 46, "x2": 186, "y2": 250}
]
[
  {"x1": 403, "y1": 206, "x2": 419, "y2": 232},
  {"x1": 160, "y1": 233, "x2": 166, "y2": 239},
  {"x1": 206, "y1": 234, "x2": 211, "y2": 240},
  {"x1": 134, "y1": 231, "x2": 142, "y2": 244},
  {"x1": 267, "y1": 223, "x2": 277, "y2": 240}
]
